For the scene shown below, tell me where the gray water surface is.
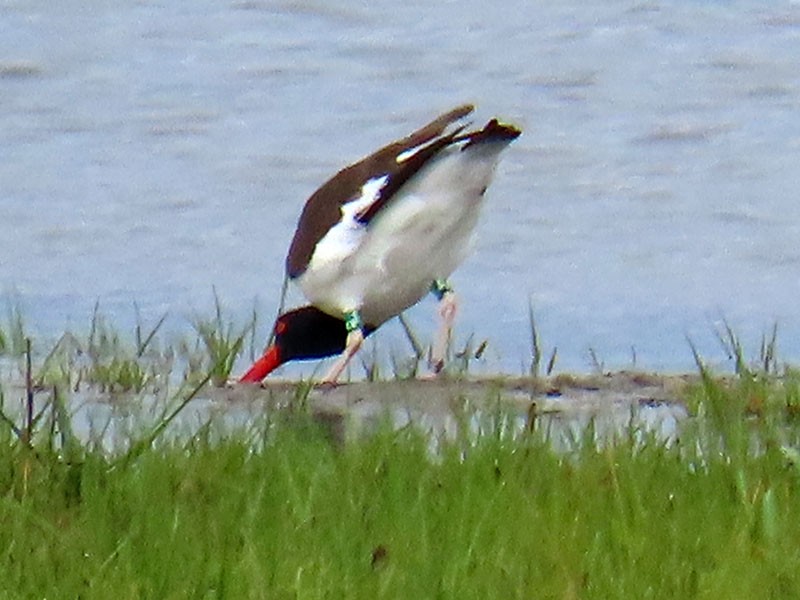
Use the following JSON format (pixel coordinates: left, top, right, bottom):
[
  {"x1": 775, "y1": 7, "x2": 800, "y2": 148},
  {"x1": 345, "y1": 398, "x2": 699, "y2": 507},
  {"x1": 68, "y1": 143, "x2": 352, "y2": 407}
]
[{"x1": 3, "y1": 1, "x2": 800, "y2": 375}]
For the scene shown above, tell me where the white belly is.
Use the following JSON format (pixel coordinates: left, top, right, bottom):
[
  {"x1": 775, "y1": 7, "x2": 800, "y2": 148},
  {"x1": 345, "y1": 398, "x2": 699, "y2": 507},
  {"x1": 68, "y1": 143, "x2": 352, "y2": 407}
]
[{"x1": 296, "y1": 142, "x2": 505, "y2": 325}]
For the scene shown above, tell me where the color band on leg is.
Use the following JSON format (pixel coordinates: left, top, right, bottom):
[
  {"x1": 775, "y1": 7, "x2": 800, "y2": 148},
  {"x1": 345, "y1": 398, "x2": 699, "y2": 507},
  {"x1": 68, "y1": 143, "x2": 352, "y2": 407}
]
[
  {"x1": 343, "y1": 309, "x2": 364, "y2": 333},
  {"x1": 431, "y1": 279, "x2": 453, "y2": 301}
]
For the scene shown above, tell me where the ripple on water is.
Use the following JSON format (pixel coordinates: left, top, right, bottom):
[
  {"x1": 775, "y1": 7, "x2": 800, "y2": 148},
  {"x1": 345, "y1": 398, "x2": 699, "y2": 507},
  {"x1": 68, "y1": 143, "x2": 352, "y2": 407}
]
[
  {"x1": 0, "y1": 60, "x2": 43, "y2": 79},
  {"x1": 634, "y1": 122, "x2": 733, "y2": 144}
]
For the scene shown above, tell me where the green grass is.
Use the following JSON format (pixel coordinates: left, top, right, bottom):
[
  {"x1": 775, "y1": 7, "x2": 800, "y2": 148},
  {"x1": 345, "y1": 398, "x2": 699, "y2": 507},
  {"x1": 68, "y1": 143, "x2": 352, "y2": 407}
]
[
  {"x1": 0, "y1": 300, "x2": 27, "y2": 357},
  {"x1": 191, "y1": 289, "x2": 254, "y2": 387},
  {"x1": 3, "y1": 301, "x2": 800, "y2": 597},
  {"x1": 1, "y1": 375, "x2": 800, "y2": 599}
]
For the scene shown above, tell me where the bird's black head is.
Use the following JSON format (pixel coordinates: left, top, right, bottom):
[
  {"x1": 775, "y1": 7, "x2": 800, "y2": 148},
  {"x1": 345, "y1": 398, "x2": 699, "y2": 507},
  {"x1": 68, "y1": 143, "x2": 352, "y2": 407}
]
[
  {"x1": 274, "y1": 306, "x2": 350, "y2": 362},
  {"x1": 239, "y1": 306, "x2": 375, "y2": 382}
]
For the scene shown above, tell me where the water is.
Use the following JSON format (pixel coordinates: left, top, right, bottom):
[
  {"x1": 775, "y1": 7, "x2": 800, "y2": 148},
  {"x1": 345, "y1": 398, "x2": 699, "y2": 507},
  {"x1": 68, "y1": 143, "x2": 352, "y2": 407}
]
[{"x1": 3, "y1": 0, "x2": 800, "y2": 376}]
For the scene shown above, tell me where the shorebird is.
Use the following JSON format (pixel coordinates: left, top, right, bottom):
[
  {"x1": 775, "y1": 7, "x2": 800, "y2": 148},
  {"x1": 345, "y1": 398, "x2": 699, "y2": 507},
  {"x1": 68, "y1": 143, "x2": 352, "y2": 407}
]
[{"x1": 240, "y1": 104, "x2": 520, "y2": 384}]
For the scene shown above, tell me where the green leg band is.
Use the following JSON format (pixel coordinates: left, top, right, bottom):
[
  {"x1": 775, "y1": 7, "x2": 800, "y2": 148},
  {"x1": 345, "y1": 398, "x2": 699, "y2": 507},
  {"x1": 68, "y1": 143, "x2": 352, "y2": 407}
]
[
  {"x1": 431, "y1": 279, "x2": 453, "y2": 301},
  {"x1": 343, "y1": 310, "x2": 363, "y2": 333}
]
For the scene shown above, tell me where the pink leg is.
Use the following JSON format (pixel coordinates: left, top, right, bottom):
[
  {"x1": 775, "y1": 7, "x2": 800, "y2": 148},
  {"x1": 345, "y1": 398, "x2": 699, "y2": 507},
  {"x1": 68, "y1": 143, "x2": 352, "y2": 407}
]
[
  {"x1": 431, "y1": 291, "x2": 457, "y2": 374},
  {"x1": 321, "y1": 328, "x2": 365, "y2": 385}
]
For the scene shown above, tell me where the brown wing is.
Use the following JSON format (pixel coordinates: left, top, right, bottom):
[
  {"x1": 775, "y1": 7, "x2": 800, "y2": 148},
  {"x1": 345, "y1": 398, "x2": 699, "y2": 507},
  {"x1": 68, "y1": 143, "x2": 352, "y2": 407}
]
[
  {"x1": 355, "y1": 117, "x2": 522, "y2": 225},
  {"x1": 285, "y1": 105, "x2": 475, "y2": 279}
]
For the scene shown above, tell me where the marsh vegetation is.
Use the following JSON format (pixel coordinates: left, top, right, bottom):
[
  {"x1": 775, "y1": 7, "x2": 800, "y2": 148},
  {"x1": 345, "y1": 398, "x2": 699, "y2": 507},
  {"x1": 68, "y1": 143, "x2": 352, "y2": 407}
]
[{"x1": 1, "y1": 301, "x2": 800, "y2": 598}]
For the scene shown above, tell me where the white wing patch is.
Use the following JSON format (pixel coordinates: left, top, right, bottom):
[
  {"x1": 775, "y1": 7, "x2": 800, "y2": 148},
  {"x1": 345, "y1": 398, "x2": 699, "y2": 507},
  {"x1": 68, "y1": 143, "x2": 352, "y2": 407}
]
[
  {"x1": 396, "y1": 118, "x2": 471, "y2": 163},
  {"x1": 395, "y1": 136, "x2": 447, "y2": 164},
  {"x1": 307, "y1": 174, "x2": 389, "y2": 270},
  {"x1": 395, "y1": 142, "x2": 428, "y2": 164},
  {"x1": 341, "y1": 174, "x2": 389, "y2": 220}
]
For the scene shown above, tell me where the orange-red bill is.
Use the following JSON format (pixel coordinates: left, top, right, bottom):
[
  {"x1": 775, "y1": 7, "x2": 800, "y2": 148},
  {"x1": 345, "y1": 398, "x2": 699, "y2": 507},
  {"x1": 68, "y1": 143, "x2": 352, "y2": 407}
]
[{"x1": 239, "y1": 345, "x2": 282, "y2": 383}]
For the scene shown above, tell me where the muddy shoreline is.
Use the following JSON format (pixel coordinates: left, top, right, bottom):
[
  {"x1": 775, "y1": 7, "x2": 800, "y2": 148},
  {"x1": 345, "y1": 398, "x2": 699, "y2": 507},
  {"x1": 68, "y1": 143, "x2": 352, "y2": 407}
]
[
  {"x1": 211, "y1": 371, "x2": 696, "y2": 446},
  {"x1": 217, "y1": 370, "x2": 696, "y2": 413},
  {"x1": 1, "y1": 370, "x2": 698, "y2": 449}
]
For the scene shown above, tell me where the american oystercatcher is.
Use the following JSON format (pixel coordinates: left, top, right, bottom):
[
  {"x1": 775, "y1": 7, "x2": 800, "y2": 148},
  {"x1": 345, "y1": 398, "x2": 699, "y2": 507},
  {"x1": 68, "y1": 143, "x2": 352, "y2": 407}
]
[{"x1": 240, "y1": 105, "x2": 521, "y2": 384}]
